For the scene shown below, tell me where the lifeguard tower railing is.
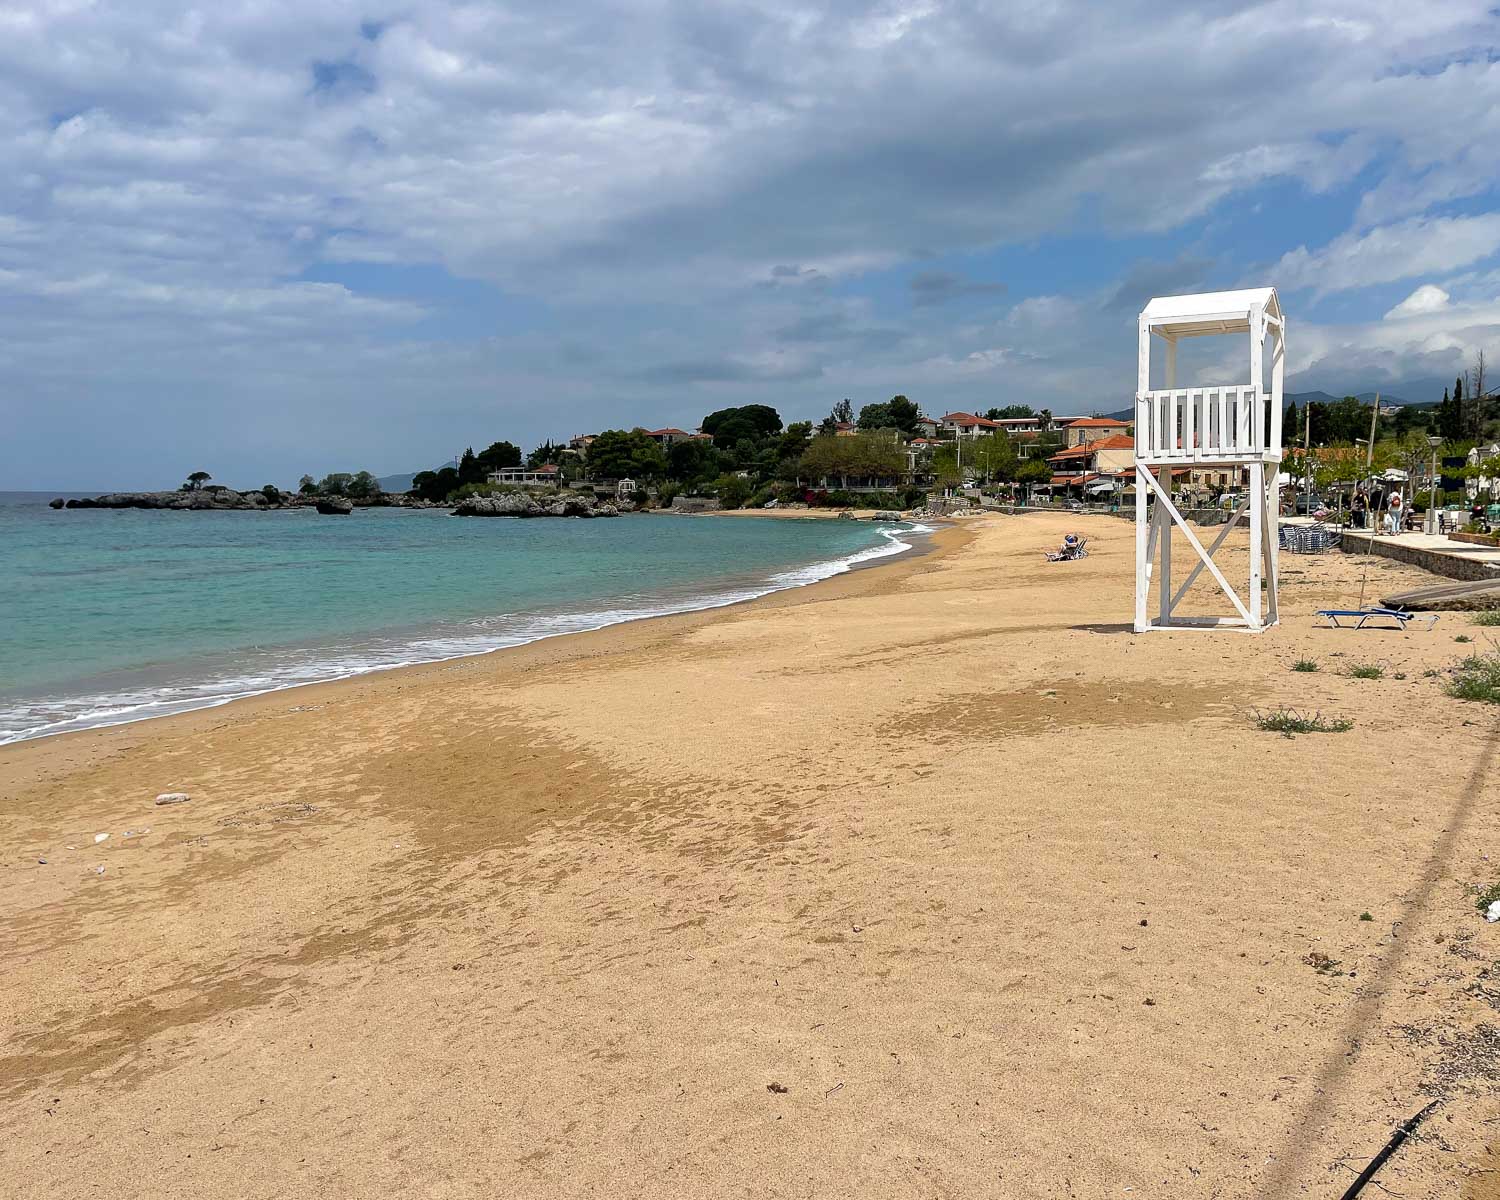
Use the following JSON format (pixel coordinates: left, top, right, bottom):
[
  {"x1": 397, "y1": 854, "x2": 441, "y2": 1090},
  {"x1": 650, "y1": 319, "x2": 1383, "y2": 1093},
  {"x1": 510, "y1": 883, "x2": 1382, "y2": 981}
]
[{"x1": 1135, "y1": 385, "x2": 1280, "y2": 464}]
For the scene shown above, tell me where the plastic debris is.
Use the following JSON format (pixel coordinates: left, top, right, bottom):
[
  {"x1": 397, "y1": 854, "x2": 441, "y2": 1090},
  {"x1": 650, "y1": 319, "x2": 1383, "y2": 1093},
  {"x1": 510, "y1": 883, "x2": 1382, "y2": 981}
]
[
  {"x1": 155, "y1": 792, "x2": 191, "y2": 805},
  {"x1": 93, "y1": 833, "x2": 109, "y2": 844},
  {"x1": 1486, "y1": 900, "x2": 1500, "y2": 923}
]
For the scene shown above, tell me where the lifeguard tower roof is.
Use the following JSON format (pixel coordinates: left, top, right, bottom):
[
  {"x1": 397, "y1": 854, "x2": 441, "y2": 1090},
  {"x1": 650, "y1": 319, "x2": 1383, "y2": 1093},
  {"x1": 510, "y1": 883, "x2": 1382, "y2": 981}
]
[{"x1": 1141, "y1": 287, "x2": 1281, "y2": 338}]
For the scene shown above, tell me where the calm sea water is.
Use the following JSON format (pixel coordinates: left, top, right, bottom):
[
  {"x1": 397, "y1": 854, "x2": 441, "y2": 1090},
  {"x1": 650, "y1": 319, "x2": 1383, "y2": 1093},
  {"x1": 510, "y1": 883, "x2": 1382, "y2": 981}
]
[{"x1": 0, "y1": 492, "x2": 926, "y2": 744}]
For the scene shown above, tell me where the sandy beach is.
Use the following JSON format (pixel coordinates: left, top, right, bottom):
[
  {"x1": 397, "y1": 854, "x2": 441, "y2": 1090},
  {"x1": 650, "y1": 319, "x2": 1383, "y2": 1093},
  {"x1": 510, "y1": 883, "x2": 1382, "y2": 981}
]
[{"x1": 3, "y1": 511, "x2": 1497, "y2": 1198}]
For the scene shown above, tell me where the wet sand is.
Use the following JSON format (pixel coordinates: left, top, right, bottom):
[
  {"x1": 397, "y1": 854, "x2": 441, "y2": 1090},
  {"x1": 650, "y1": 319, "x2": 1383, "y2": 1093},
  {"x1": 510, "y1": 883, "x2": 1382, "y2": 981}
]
[{"x1": 2, "y1": 512, "x2": 1497, "y2": 1198}]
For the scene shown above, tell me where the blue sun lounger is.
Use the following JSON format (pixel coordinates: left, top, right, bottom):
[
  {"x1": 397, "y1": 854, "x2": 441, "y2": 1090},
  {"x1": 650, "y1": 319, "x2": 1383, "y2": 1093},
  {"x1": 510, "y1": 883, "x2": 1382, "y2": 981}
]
[{"x1": 1316, "y1": 608, "x2": 1438, "y2": 631}]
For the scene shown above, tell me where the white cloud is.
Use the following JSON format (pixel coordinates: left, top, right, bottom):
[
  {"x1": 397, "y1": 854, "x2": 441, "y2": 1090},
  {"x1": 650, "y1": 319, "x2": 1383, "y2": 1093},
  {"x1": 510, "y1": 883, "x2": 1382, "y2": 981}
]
[
  {"x1": 1385, "y1": 284, "x2": 1451, "y2": 319},
  {"x1": 1275, "y1": 215, "x2": 1500, "y2": 295},
  {"x1": 2, "y1": 0, "x2": 1499, "y2": 485}
]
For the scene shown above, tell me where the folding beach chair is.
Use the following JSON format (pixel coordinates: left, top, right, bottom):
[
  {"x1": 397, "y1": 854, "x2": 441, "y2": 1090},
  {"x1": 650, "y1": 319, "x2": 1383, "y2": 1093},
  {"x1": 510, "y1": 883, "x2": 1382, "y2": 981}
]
[{"x1": 1316, "y1": 608, "x2": 1439, "y2": 631}]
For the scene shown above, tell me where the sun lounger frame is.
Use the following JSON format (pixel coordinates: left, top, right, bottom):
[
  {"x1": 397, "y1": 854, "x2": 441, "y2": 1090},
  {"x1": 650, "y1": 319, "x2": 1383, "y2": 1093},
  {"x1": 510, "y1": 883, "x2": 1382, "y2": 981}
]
[{"x1": 1316, "y1": 608, "x2": 1439, "y2": 631}]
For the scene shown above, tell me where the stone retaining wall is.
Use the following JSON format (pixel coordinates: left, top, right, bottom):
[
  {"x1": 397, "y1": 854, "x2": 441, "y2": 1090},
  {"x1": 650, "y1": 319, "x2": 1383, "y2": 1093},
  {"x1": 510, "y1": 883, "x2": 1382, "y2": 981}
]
[{"x1": 1338, "y1": 536, "x2": 1500, "y2": 582}]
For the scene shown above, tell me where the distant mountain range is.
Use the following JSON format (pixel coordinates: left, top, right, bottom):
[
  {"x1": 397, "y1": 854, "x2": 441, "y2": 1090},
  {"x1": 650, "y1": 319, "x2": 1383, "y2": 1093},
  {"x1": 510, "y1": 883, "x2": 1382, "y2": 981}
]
[{"x1": 376, "y1": 472, "x2": 419, "y2": 493}]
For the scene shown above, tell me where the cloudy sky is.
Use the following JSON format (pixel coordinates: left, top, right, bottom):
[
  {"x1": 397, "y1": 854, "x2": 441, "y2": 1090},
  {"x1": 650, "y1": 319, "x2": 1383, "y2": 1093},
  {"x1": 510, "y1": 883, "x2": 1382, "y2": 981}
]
[{"x1": 3, "y1": 1, "x2": 1499, "y2": 488}]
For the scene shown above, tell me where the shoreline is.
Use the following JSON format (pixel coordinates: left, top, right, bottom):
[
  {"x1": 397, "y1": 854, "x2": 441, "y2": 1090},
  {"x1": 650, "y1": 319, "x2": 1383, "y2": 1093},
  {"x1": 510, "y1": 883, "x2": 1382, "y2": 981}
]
[
  {"x1": 0, "y1": 519, "x2": 965, "y2": 784},
  {"x1": 0, "y1": 516, "x2": 947, "y2": 751}
]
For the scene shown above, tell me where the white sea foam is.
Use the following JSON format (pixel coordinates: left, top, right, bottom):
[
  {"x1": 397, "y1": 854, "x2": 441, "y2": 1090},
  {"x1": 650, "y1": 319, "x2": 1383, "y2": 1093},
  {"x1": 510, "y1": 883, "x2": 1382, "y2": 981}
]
[{"x1": 0, "y1": 521, "x2": 931, "y2": 746}]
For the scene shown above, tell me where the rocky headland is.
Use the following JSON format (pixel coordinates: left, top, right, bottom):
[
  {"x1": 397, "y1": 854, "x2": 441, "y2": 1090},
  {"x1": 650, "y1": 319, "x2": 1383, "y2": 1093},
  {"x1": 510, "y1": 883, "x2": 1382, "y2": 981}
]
[
  {"x1": 452, "y1": 493, "x2": 620, "y2": 518},
  {"x1": 51, "y1": 490, "x2": 448, "y2": 512}
]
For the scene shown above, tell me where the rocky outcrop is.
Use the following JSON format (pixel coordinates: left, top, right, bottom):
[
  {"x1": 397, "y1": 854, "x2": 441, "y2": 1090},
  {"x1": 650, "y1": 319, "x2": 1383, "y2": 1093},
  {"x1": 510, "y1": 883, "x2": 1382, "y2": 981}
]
[
  {"x1": 669, "y1": 496, "x2": 722, "y2": 512},
  {"x1": 452, "y1": 492, "x2": 619, "y2": 518},
  {"x1": 60, "y1": 489, "x2": 288, "y2": 511},
  {"x1": 315, "y1": 497, "x2": 354, "y2": 515}
]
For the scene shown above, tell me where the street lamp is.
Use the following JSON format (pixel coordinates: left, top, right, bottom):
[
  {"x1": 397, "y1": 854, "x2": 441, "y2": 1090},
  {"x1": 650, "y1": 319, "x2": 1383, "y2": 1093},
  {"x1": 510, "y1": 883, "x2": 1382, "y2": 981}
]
[{"x1": 1426, "y1": 435, "x2": 1443, "y2": 534}]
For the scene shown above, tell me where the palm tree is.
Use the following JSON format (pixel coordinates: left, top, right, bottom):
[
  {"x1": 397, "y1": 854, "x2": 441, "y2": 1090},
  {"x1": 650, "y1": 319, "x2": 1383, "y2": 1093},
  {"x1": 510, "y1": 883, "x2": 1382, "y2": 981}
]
[{"x1": 1038, "y1": 409, "x2": 1053, "y2": 432}]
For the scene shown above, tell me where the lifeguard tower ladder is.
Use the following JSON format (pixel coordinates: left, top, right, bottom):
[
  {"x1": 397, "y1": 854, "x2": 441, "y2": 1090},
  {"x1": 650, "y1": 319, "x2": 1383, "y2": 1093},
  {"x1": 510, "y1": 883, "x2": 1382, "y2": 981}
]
[{"x1": 1133, "y1": 288, "x2": 1284, "y2": 633}]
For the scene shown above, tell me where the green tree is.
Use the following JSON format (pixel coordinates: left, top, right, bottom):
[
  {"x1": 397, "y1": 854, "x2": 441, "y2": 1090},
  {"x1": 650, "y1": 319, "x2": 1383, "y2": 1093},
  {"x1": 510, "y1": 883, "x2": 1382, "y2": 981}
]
[
  {"x1": 186, "y1": 470, "x2": 211, "y2": 491},
  {"x1": 344, "y1": 470, "x2": 380, "y2": 500},
  {"x1": 855, "y1": 396, "x2": 920, "y2": 436},
  {"x1": 457, "y1": 448, "x2": 483, "y2": 486},
  {"x1": 985, "y1": 404, "x2": 1036, "y2": 420},
  {"x1": 965, "y1": 431, "x2": 1019, "y2": 483},
  {"x1": 1016, "y1": 457, "x2": 1052, "y2": 488},
  {"x1": 1437, "y1": 386, "x2": 1465, "y2": 441},
  {"x1": 317, "y1": 472, "x2": 352, "y2": 496},
  {"x1": 410, "y1": 467, "x2": 460, "y2": 502},
  {"x1": 713, "y1": 473, "x2": 753, "y2": 509},
  {"x1": 667, "y1": 438, "x2": 723, "y2": 485},
  {"x1": 798, "y1": 431, "x2": 903, "y2": 488},
  {"x1": 587, "y1": 430, "x2": 668, "y2": 480},
  {"x1": 818, "y1": 399, "x2": 855, "y2": 436},
  {"x1": 702, "y1": 404, "x2": 781, "y2": 441},
  {"x1": 476, "y1": 441, "x2": 522, "y2": 475},
  {"x1": 776, "y1": 421, "x2": 812, "y2": 464},
  {"x1": 298, "y1": 474, "x2": 317, "y2": 495},
  {"x1": 856, "y1": 402, "x2": 894, "y2": 431},
  {"x1": 527, "y1": 440, "x2": 565, "y2": 469},
  {"x1": 261, "y1": 484, "x2": 282, "y2": 504}
]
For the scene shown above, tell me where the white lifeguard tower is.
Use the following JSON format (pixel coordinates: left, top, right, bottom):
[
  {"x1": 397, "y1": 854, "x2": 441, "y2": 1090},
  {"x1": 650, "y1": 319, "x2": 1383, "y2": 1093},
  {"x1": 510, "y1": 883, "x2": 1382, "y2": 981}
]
[{"x1": 1133, "y1": 288, "x2": 1285, "y2": 633}]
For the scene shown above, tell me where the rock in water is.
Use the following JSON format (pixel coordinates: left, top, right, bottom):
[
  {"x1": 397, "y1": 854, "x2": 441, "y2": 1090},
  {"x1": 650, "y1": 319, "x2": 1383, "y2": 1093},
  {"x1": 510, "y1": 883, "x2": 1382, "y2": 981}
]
[
  {"x1": 453, "y1": 492, "x2": 619, "y2": 518},
  {"x1": 154, "y1": 792, "x2": 191, "y2": 805},
  {"x1": 315, "y1": 497, "x2": 354, "y2": 515},
  {"x1": 49, "y1": 497, "x2": 65, "y2": 509}
]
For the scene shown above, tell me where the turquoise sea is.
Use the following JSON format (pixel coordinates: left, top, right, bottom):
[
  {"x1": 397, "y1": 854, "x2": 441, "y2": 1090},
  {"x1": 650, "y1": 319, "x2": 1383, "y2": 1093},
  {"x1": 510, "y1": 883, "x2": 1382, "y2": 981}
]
[{"x1": 0, "y1": 493, "x2": 927, "y2": 744}]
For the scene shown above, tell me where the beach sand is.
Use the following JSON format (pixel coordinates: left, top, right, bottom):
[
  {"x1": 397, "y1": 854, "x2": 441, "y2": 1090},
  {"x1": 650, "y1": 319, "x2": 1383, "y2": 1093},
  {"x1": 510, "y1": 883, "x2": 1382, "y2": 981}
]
[{"x1": 3, "y1": 512, "x2": 1498, "y2": 1198}]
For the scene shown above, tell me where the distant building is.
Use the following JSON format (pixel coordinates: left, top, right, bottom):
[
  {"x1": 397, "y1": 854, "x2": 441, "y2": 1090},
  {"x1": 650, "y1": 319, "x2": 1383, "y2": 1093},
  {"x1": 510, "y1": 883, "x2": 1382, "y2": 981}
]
[
  {"x1": 1468, "y1": 443, "x2": 1500, "y2": 501},
  {"x1": 568, "y1": 434, "x2": 596, "y2": 456},
  {"x1": 990, "y1": 416, "x2": 1045, "y2": 434},
  {"x1": 1061, "y1": 417, "x2": 1131, "y2": 448},
  {"x1": 488, "y1": 465, "x2": 561, "y2": 487},
  {"x1": 643, "y1": 428, "x2": 693, "y2": 447},
  {"x1": 939, "y1": 412, "x2": 1002, "y2": 439}
]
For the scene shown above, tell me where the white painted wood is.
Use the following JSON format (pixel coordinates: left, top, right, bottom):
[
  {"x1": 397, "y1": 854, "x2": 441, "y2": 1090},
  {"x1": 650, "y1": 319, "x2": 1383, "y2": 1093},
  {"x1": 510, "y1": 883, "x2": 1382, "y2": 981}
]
[
  {"x1": 1134, "y1": 466, "x2": 1149, "y2": 633},
  {"x1": 1260, "y1": 472, "x2": 1279, "y2": 626},
  {"x1": 1134, "y1": 288, "x2": 1283, "y2": 633},
  {"x1": 1248, "y1": 461, "x2": 1263, "y2": 627},
  {"x1": 1170, "y1": 497, "x2": 1250, "y2": 610},
  {"x1": 1157, "y1": 469, "x2": 1172, "y2": 625},
  {"x1": 1140, "y1": 469, "x2": 1253, "y2": 625}
]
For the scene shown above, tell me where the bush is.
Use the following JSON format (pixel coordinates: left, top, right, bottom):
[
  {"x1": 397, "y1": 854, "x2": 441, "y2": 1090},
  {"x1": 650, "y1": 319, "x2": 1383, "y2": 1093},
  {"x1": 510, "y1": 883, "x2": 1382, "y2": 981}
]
[
  {"x1": 1447, "y1": 653, "x2": 1500, "y2": 704},
  {"x1": 808, "y1": 489, "x2": 870, "y2": 508},
  {"x1": 1253, "y1": 709, "x2": 1354, "y2": 737},
  {"x1": 1471, "y1": 611, "x2": 1500, "y2": 626},
  {"x1": 1291, "y1": 659, "x2": 1319, "y2": 673},
  {"x1": 900, "y1": 486, "x2": 929, "y2": 510},
  {"x1": 713, "y1": 474, "x2": 753, "y2": 510},
  {"x1": 1347, "y1": 663, "x2": 1384, "y2": 680}
]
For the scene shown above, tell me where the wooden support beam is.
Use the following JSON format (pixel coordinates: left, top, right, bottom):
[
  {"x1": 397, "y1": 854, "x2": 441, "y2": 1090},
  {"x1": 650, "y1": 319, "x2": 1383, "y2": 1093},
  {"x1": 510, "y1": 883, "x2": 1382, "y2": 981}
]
[
  {"x1": 1134, "y1": 466, "x2": 1149, "y2": 632},
  {"x1": 1139, "y1": 468, "x2": 1252, "y2": 625},
  {"x1": 1261, "y1": 470, "x2": 1279, "y2": 626},
  {"x1": 1157, "y1": 467, "x2": 1172, "y2": 625},
  {"x1": 1171, "y1": 496, "x2": 1250, "y2": 610},
  {"x1": 1248, "y1": 461, "x2": 1263, "y2": 627}
]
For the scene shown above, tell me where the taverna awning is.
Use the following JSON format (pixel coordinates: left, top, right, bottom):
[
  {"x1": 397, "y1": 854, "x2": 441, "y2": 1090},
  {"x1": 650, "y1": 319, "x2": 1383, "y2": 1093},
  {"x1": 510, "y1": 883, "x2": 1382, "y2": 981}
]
[{"x1": 1140, "y1": 288, "x2": 1281, "y2": 339}]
